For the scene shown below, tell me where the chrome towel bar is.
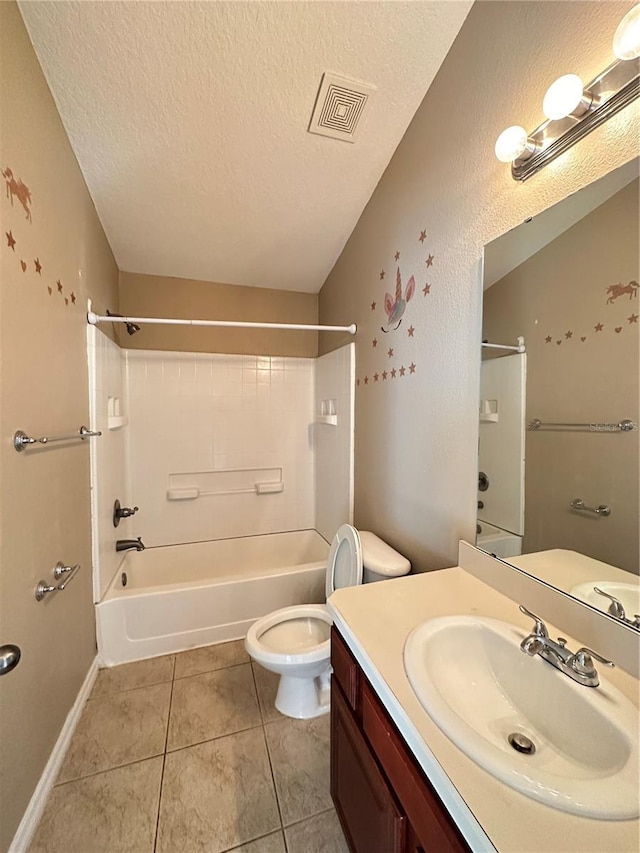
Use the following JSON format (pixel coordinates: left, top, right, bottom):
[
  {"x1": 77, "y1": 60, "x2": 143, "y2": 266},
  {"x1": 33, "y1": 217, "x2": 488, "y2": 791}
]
[
  {"x1": 528, "y1": 418, "x2": 635, "y2": 432},
  {"x1": 570, "y1": 498, "x2": 611, "y2": 517},
  {"x1": 14, "y1": 425, "x2": 101, "y2": 452},
  {"x1": 35, "y1": 563, "x2": 81, "y2": 601}
]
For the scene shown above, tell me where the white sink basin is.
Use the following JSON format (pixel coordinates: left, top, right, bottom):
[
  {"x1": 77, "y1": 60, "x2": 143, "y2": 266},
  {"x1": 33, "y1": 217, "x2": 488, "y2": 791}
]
[
  {"x1": 404, "y1": 615, "x2": 639, "y2": 819},
  {"x1": 570, "y1": 581, "x2": 640, "y2": 620}
]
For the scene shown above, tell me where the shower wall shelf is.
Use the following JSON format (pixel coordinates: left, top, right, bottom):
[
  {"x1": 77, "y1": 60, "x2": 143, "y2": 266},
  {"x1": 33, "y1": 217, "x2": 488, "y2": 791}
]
[
  {"x1": 166, "y1": 467, "x2": 284, "y2": 500},
  {"x1": 108, "y1": 416, "x2": 129, "y2": 430},
  {"x1": 316, "y1": 415, "x2": 338, "y2": 426}
]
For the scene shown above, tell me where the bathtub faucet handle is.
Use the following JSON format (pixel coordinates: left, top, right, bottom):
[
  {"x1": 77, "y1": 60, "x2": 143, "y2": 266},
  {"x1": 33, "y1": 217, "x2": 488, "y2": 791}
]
[{"x1": 113, "y1": 499, "x2": 140, "y2": 528}]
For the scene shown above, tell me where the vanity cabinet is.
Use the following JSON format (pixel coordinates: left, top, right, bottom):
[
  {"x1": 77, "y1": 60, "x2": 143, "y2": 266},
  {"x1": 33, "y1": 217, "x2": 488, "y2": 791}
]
[{"x1": 331, "y1": 627, "x2": 469, "y2": 853}]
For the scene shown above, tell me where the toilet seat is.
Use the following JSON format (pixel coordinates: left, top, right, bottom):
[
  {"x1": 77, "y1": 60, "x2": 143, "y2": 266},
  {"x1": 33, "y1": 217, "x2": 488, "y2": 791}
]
[
  {"x1": 245, "y1": 604, "x2": 331, "y2": 667},
  {"x1": 325, "y1": 523, "x2": 363, "y2": 597}
]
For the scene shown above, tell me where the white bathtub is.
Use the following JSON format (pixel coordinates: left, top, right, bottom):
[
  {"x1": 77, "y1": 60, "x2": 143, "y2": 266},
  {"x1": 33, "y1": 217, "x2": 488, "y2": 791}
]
[{"x1": 96, "y1": 530, "x2": 329, "y2": 666}]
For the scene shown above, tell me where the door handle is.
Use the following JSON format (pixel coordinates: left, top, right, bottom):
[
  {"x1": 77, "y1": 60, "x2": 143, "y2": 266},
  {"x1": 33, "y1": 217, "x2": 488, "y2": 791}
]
[{"x1": 0, "y1": 644, "x2": 21, "y2": 675}]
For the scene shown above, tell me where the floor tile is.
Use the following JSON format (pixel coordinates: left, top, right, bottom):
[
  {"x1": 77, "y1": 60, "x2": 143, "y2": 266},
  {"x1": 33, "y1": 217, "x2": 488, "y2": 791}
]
[
  {"x1": 175, "y1": 639, "x2": 249, "y2": 679},
  {"x1": 167, "y1": 663, "x2": 261, "y2": 751},
  {"x1": 91, "y1": 654, "x2": 175, "y2": 698},
  {"x1": 57, "y1": 682, "x2": 171, "y2": 783},
  {"x1": 228, "y1": 831, "x2": 286, "y2": 852},
  {"x1": 156, "y1": 728, "x2": 280, "y2": 853},
  {"x1": 284, "y1": 809, "x2": 349, "y2": 853},
  {"x1": 29, "y1": 757, "x2": 162, "y2": 853},
  {"x1": 251, "y1": 663, "x2": 285, "y2": 724},
  {"x1": 264, "y1": 714, "x2": 332, "y2": 826}
]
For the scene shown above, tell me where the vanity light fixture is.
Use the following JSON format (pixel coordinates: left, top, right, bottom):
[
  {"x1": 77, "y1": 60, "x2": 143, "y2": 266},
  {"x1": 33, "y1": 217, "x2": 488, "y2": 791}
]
[{"x1": 495, "y1": 3, "x2": 640, "y2": 181}]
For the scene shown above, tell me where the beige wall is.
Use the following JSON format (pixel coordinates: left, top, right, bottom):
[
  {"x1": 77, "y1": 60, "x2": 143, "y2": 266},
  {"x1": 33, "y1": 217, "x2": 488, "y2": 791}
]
[
  {"x1": 0, "y1": 4, "x2": 119, "y2": 849},
  {"x1": 318, "y1": 0, "x2": 639, "y2": 572},
  {"x1": 484, "y1": 180, "x2": 639, "y2": 573},
  {"x1": 119, "y1": 271, "x2": 318, "y2": 357}
]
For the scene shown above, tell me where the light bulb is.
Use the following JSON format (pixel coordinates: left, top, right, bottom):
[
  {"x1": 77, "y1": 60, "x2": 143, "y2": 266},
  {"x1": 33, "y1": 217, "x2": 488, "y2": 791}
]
[
  {"x1": 495, "y1": 126, "x2": 530, "y2": 163},
  {"x1": 614, "y1": 3, "x2": 640, "y2": 60},
  {"x1": 543, "y1": 74, "x2": 592, "y2": 120}
]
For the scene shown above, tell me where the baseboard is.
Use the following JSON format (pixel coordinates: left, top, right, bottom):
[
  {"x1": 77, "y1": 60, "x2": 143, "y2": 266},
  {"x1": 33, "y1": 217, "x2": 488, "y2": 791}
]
[{"x1": 9, "y1": 656, "x2": 99, "y2": 853}]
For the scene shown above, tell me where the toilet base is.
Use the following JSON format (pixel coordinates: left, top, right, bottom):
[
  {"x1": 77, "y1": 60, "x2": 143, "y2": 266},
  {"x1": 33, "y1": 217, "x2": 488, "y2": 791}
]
[{"x1": 275, "y1": 666, "x2": 332, "y2": 719}]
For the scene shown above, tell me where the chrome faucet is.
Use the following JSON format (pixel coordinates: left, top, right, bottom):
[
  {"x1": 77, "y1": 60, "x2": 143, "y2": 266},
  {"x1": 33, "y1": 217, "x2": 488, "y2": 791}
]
[
  {"x1": 116, "y1": 537, "x2": 145, "y2": 553},
  {"x1": 593, "y1": 587, "x2": 640, "y2": 628},
  {"x1": 518, "y1": 604, "x2": 614, "y2": 687}
]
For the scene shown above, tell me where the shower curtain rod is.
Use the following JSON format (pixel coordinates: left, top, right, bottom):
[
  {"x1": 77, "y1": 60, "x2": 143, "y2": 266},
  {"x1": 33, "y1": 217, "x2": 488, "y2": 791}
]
[
  {"x1": 481, "y1": 335, "x2": 525, "y2": 353},
  {"x1": 87, "y1": 312, "x2": 357, "y2": 335}
]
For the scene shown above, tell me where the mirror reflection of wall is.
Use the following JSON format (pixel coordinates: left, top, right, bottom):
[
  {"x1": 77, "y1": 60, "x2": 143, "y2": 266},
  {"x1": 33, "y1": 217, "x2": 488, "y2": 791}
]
[{"x1": 479, "y1": 159, "x2": 640, "y2": 627}]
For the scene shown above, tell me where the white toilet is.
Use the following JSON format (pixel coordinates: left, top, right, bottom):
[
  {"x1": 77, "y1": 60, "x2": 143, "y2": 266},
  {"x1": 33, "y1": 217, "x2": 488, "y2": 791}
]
[{"x1": 245, "y1": 524, "x2": 410, "y2": 719}]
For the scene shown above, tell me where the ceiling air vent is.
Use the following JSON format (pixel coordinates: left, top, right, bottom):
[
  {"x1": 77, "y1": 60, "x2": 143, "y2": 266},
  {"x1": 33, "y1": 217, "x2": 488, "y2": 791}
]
[{"x1": 308, "y1": 72, "x2": 376, "y2": 143}]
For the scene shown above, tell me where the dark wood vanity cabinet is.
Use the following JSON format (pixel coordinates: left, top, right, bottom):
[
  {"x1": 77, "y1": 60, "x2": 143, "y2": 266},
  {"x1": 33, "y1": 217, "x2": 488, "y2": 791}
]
[{"x1": 330, "y1": 627, "x2": 470, "y2": 853}]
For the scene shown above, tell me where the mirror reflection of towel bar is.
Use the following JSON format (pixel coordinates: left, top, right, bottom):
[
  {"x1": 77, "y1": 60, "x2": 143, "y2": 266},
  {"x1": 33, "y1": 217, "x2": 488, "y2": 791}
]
[{"x1": 570, "y1": 498, "x2": 611, "y2": 517}]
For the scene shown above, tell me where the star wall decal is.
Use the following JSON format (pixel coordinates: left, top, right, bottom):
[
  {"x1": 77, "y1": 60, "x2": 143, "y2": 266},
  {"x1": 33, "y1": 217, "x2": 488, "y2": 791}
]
[
  {"x1": 364, "y1": 376, "x2": 369, "y2": 385},
  {"x1": 372, "y1": 338, "x2": 378, "y2": 348},
  {"x1": 407, "y1": 325, "x2": 415, "y2": 337},
  {"x1": 356, "y1": 379, "x2": 360, "y2": 386},
  {"x1": 47, "y1": 286, "x2": 52, "y2": 295},
  {"x1": 399, "y1": 365, "x2": 406, "y2": 376},
  {"x1": 6, "y1": 231, "x2": 16, "y2": 250},
  {"x1": 387, "y1": 347, "x2": 394, "y2": 358},
  {"x1": 374, "y1": 373, "x2": 379, "y2": 382},
  {"x1": 382, "y1": 371, "x2": 388, "y2": 380},
  {"x1": 370, "y1": 301, "x2": 376, "y2": 311},
  {"x1": 409, "y1": 363, "x2": 416, "y2": 374},
  {"x1": 391, "y1": 368, "x2": 397, "y2": 378},
  {"x1": 629, "y1": 314, "x2": 638, "y2": 324},
  {"x1": 34, "y1": 258, "x2": 42, "y2": 274},
  {"x1": 394, "y1": 251, "x2": 400, "y2": 261},
  {"x1": 57, "y1": 280, "x2": 63, "y2": 293},
  {"x1": 64, "y1": 297, "x2": 69, "y2": 306},
  {"x1": 426, "y1": 254, "x2": 434, "y2": 267},
  {"x1": 545, "y1": 335, "x2": 552, "y2": 343},
  {"x1": 565, "y1": 330, "x2": 573, "y2": 339},
  {"x1": 70, "y1": 292, "x2": 76, "y2": 304},
  {"x1": 20, "y1": 259, "x2": 26, "y2": 272},
  {"x1": 422, "y1": 283, "x2": 430, "y2": 296},
  {"x1": 419, "y1": 230, "x2": 427, "y2": 244},
  {"x1": 595, "y1": 322, "x2": 604, "y2": 332},
  {"x1": 379, "y1": 270, "x2": 385, "y2": 280}
]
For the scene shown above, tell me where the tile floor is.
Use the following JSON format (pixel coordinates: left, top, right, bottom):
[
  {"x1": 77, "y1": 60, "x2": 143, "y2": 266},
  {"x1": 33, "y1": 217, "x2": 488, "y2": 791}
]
[{"x1": 29, "y1": 641, "x2": 349, "y2": 853}]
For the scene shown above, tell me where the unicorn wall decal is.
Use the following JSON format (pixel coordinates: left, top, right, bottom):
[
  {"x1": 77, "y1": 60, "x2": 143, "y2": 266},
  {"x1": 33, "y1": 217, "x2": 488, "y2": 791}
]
[
  {"x1": 381, "y1": 267, "x2": 415, "y2": 332},
  {"x1": 2, "y1": 167, "x2": 32, "y2": 222}
]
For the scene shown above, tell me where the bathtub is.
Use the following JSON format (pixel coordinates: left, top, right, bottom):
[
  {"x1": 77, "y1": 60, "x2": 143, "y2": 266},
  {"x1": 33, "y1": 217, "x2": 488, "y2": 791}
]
[{"x1": 96, "y1": 530, "x2": 329, "y2": 666}]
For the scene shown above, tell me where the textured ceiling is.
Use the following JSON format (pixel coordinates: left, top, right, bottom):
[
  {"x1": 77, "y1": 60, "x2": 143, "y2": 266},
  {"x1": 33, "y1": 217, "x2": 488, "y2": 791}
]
[{"x1": 19, "y1": 1, "x2": 472, "y2": 293}]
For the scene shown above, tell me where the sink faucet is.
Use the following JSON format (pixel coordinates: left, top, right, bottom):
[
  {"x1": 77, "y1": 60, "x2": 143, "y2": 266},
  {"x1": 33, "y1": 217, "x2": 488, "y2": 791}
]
[
  {"x1": 593, "y1": 587, "x2": 640, "y2": 628},
  {"x1": 518, "y1": 605, "x2": 614, "y2": 688},
  {"x1": 116, "y1": 537, "x2": 145, "y2": 553}
]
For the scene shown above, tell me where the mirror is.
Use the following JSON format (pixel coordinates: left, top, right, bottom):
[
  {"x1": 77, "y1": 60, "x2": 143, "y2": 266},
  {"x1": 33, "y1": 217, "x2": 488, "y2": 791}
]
[{"x1": 477, "y1": 158, "x2": 640, "y2": 630}]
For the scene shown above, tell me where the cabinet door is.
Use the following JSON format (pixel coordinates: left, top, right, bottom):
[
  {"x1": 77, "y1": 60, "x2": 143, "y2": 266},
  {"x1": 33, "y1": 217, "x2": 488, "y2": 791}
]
[{"x1": 331, "y1": 677, "x2": 405, "y2": 853}]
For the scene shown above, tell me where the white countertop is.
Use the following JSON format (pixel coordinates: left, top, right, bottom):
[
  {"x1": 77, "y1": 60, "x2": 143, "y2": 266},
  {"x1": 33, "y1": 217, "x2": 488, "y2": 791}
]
[{"x1": 327, "y1": 566, "x2": 640, "y2": 853}]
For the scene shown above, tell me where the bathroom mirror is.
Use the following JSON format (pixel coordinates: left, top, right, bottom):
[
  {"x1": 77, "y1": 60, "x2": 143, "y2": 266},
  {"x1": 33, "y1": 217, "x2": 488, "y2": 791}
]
[{"x1": 477, "y1": 157, "x2": 640, "y2": 630}]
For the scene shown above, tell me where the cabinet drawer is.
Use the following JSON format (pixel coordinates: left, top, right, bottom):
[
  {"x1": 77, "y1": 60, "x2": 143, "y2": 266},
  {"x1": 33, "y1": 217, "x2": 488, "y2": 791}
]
[
  {"x1": 331, "y1": 626, "x2": 359, "y2": 713},
  {"x1": 362, "y1": 681, "x2": 469, "y2": 853},
  {"x1": 331, "y1": 676, "x2": 405, "y2": 853}
]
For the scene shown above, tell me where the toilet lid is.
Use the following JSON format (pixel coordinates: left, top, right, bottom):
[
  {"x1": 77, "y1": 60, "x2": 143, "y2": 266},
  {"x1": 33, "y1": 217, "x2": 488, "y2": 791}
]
[{"x1": 326, "y1": 524, "x2": 363, "y2": 597}]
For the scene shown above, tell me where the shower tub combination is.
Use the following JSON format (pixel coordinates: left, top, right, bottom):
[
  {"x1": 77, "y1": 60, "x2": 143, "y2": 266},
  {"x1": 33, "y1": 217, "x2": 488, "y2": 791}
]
[{"x1": 96, "y1": 530, "x2": 328, "y2": 665}]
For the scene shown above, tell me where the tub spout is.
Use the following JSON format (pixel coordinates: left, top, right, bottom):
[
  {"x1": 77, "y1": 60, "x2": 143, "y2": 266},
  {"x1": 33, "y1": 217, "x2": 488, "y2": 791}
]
[{"x1": 116, "y1": 537, "x2": 145, "y2": 552}]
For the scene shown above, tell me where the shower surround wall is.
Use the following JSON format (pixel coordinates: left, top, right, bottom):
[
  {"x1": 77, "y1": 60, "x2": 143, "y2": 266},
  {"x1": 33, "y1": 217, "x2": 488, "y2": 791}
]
[{"x1": 125, "y1": 350, "x2": 316, "y2": 546}]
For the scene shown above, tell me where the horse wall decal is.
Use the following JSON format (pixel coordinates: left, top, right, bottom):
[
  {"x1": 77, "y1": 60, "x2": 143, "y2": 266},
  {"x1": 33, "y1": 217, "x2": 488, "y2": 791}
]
[
  {"x1": 606, "y1": 281, "x2": 638, "y2": 304},
  {"x1": 2, "y1": 167, "x2": 32, "y2": 222}
]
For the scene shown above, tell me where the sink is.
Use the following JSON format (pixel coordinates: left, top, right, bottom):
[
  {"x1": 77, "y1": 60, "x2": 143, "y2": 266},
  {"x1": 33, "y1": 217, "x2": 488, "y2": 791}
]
[
  {"x1": 404, "y1": 615, "x2": 639, "y2": 819},
  {"x1": 570, "y1": 581, "x2": 640, "y2": 620}
]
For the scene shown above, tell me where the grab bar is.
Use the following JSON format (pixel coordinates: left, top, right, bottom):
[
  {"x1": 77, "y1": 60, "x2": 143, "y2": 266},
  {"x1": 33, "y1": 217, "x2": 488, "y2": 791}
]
[
  {"x1": 570, "y1": 498, "x2": 611, "y2": 517},
  {"x1": 14, "y1": 425, "x2": 101, "y2": 452}
]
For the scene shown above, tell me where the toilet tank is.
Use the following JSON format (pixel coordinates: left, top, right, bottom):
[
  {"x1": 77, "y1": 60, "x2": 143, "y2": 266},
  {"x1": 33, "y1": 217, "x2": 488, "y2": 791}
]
[{"x1": 359, "y1": 531, "x2": 411, "y2": 583}]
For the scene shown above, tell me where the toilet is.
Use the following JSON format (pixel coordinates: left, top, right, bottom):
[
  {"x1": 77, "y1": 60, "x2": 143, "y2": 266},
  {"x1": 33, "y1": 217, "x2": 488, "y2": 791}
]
[{"x1": 245, "y1": 524, "x2": 410, "y2": 719}]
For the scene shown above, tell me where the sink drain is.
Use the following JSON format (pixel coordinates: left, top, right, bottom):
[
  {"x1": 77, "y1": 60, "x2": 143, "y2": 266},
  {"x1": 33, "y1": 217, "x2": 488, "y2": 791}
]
[{"x1": 508, "y1": 732, "x2": 536, "y2": 755}]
